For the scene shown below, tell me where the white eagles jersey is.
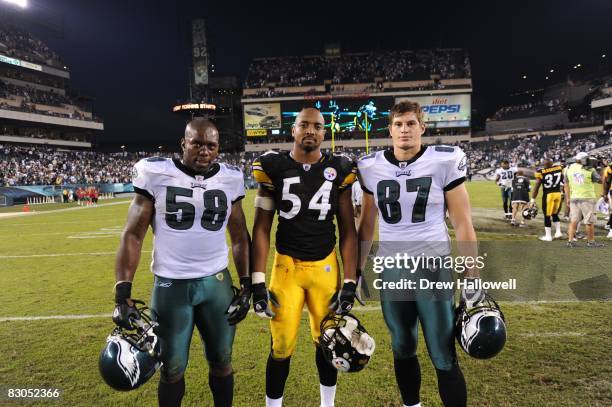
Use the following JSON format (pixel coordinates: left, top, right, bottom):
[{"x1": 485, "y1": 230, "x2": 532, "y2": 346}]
[
  {"x1": 495, "y1": 166, "x2": 517, "y2": 188},
  {"x1": 132, "y1": 157, "x2": 245, "y2": 279},
  {"x1": 357, "y1": 146, "x2": 467, "y2": 255}
]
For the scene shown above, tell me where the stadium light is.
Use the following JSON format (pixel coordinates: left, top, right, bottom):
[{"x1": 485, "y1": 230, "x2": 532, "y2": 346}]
[
  {"x1": 545, "y1": 76, "x2": 549, "y2": 80},
  {"x1": 602, "y1": 54, "x2": 607, "y2": 58},
  {"x1": 549, "y1": 69, "x2": 554, "y2": 73},
  {"x1": 2, "y1": 0, "x2": 27, "y2": 8},
  {"x1": 522, "y1": 75, "x2": 527, "y2": 79}
]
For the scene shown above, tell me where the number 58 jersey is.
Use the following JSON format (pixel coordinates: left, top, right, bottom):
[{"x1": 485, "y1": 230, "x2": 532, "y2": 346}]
[
  {"x1": 132, "y1": 157, "x2": 245, "y2": 279},
  {"x1": 357, "y1": 146, "x2": 467, "y2": 246}
]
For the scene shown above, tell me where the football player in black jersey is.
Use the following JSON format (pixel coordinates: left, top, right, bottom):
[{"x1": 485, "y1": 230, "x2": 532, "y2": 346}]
[
  {"x1": 251, "y1": 107, "x2": 358, "y2": 407},
  {"x1": 532, "y1": 159, "x2": 564, "y2": 240}
]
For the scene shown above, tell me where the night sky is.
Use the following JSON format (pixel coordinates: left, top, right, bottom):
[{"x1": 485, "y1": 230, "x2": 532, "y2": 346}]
[{"x1": 17, "y1": 0, "x2": 612, "y2": 150}]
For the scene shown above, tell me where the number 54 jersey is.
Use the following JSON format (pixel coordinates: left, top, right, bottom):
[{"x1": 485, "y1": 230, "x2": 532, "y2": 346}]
[
  {"x1": 132, "y1": 157, "x2": 245, "y2": 279},
  {"x1": 252, "y1": 151, "x2": 357, "y2": 261},
  {"x1": 357, "y1": 146, "x2": 467, "y2": 245}
]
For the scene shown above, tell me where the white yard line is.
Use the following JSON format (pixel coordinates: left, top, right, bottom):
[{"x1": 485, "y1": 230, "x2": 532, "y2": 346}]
[
  {"x1": 1, "y1": 301, "x2": 598, "y2": 323},
  {"x1": 0, "y1": 250, "x2": 151, "y2": 259}
]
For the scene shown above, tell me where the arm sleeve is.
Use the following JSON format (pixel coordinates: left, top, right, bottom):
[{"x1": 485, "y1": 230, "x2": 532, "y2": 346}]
[
  {"x1": 443, "y1": 149, "x2": 467, "y2": 191},
  {"x1": 132, "y1": 160, "x2": 155, "y2": 201},
  {"x1": 233, "y1": 170, "x2": 246, "y2": 203},
  {"x1": 339, "y1": 160, "x2": 357, "y2": 191},
  {"x1": 356, "y1": 161, "x2": 374, "y2": 195}
]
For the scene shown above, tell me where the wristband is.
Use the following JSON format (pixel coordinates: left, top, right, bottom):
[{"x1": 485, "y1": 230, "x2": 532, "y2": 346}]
[
  {"x1": 251, "y1": 271, "x2": 266, "y2": 285},
  {"x1": 114, "y1": 281, "x2": 132, "y2": 304},
  {"x1": 344, "y1": 279, "x2": 357, "y2": 284}
]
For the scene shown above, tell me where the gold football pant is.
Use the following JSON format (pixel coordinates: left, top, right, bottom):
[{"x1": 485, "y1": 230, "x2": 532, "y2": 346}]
[
  {"x1": 269, "y1": 250, "x2": 340, "y2": 359},
  {"x1": 542, "y1": 192, "x2": 562, "y2": 217}
]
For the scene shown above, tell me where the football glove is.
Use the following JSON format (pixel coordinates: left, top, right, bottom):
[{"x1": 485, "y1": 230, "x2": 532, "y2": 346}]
[
  {"x1": 330, "y1": 281, "x2": 357, "y2": 315},
  {"x1": 460, "y1": 277, "x2": 485, "y2": 309},
  {"x1": 226, "y1": 276, "x2": 252, "y2": 326},
  {"x1": 112, "y1": 281, "x2": 141, "y2": 330},
  {"x1": 252, "y1": 282, "x2": 280, "y2": 319}
]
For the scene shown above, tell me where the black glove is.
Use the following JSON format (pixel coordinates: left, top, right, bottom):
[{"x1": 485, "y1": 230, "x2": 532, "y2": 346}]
[
  {"x1": 226, "y1": 277, "x2": 252, "y2": 326},
  {"x1": 112, "y1": 281, "x2": 140, "y2": 330},
  {"x1": 252, "y1": 282, "x2": 280, "y2": 319},
  {"x1": 330, "y1": 281, "x2": 357, "y2": 315},
  {"x1": 461, "y1": 277, "x2": 485, "y2": 309}
]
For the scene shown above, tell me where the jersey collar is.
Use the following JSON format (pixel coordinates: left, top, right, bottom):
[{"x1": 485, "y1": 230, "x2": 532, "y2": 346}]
[
  {"x1": 383, "y1": 146, "x2": 426, "y2": 168},
  {"x1": 172, "y1": 158, "x2": 220, "y2": 179},
  {"x1": 286, "y1": 150, "x2": 328, "y2": 165}
]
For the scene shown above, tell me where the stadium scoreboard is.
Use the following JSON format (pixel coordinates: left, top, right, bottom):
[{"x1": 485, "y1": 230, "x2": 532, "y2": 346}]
[{"x1": 242, "y1": 94, "x2": 471, "y2": 137}]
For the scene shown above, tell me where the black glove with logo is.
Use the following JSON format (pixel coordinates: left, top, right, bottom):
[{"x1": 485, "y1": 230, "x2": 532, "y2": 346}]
[
  {"x1": 252, "y1": 282, "x2": 280, "y2": 319},
  {"x1": 226, "y1": 276, "x2": 252, "y2": 325},
  {"x1": 330, "y1": 281, "x2": 357, "y2": 315}
]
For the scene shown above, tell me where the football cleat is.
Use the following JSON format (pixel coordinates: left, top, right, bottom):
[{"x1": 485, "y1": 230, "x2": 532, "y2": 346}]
[
  {"x1": 99, "y1": 304, "x2": 161, "y2": 391},
  {"x1": 455, "y1": 294, "x2": 506, "y2": 359},
  {"x1": 319, "y1": 313, "x2": 375, "y2": 373}
]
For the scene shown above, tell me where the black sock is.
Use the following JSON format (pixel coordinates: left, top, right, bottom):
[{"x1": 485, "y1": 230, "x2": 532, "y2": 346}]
[
  {"x1": 209, "y1": 373, "x2": 233, "y2": 407},
  {"x1": 436, "y1": 364, "x2": 467, "y2": 407},
  {"x1": 394, "y1": 357, "x2": 421, "y2": 406},
  {"x1": 158, "y1": 377, "x2": 185, "y2": 407},
  {"x1": 266, "y1": 354, "x2": 291, "y2": 399},
  {"x1": 315, "y1": 346, "x2": 338, "y2": 386}
]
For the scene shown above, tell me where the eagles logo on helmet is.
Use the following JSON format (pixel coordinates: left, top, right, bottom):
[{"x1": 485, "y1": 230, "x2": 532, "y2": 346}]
[
  {"x1": 99, "y1": 303, "x2": 162, "y2": 391},
  {"x1": 455, "y1": 294, "x2": 507, "y2": 359},
  {"x1": 318, "y1": 313, "x2": 375, "y2": 373},
  {"x1": 522, "y1": 205, "x2": 538, "y2": 220}
]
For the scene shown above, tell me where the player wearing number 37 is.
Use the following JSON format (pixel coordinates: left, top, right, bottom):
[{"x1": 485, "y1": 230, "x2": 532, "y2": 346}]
[{"x1": 113, "y1": 119, "x2": 251, "y2": 406}]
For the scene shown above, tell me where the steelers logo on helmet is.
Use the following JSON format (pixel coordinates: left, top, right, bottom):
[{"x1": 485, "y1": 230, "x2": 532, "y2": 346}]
[
  {"x1": 455, "y1": 294, "x2": 507, "y2": 359},
  {"x1": 323, "y1": 167, "x2": 337, "y2": 181},
  {"x1": 318, "y1": 313, "x2": 375, "y2": 373}
]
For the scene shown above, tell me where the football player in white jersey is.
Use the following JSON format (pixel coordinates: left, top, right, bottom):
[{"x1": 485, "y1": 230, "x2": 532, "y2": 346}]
[
  {"x1": 352, "y1": 179, "x2": 364, "y2": 226},
  {"x1": 495, "y1": 160, "x2": 518, "y2": 219},
  {"x1": 357, "y1": 101, "x2": 481, "y2": 407},
  {"x1": 112, "y1": 119, "x2": 251, "y2": 407}
]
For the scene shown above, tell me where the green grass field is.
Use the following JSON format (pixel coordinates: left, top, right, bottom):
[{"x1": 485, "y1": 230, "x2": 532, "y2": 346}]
[{"x1": 0, "y1": 181, "x2": 610, "y2": 406}]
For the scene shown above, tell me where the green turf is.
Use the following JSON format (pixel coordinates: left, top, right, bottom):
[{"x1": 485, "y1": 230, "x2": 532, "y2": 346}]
[{"x1": 0, "y1": 183, "x2": 610, "y2": 406}]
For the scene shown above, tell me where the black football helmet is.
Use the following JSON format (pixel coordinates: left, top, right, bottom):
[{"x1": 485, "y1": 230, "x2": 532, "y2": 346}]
[
  {"x1": 522, "y1": 206, "x2": 538, "y2": 220},
  {"x1": 318, "y1": 313, "x2": 375, "y2": 373},
  {"x1": 455, "y1": 294, "x2": 507, "y2": 359},
  {"x1": 99, "y1": 304, "x2": 162, "y2": 391}
]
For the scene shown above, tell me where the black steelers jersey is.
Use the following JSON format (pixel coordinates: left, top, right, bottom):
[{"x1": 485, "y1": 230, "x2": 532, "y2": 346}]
[
  {"x1": 535, "y1": 165, "x2": 563, "y2": 194},
  {"x1": 252, "y1": 151, "x2": 357, "y2": 261}
]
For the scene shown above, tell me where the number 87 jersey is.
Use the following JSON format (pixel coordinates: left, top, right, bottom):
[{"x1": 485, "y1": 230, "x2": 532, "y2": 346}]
[
  {"x1": 252, "y1": 151, "x2": 357, "y2": 261},
  {"x1": 357, "y1": 146, "x2": 467, "y2": 244}
]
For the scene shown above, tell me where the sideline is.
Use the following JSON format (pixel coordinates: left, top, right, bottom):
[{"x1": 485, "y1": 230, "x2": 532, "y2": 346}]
[{"x1": 0, "y1": 200, "x2": 131, "y2": 220}]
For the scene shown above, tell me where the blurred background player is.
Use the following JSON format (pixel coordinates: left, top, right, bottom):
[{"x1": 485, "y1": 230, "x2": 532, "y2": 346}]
[
  {"x1": 564, "y1": 152, "x2": 604, "y2": 247},
  {"x1": 531, "y1": 159, "x2": 564, "y2": 240},
  {"x1": 511, "y1": 170, "x2": 530, "y2": 227},
  {"x1": 495, "y1": 160, "x2": 517, "y2": 220},
  {"x1": 602, "y1": 158, "x2": 612, "y2": 239}
]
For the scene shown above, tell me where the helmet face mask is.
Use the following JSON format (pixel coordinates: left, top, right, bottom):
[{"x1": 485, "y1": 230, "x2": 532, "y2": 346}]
[
  {"x1": 455, "y1": 295, "x2": 507, "y2": 359},
  {"x1": 99, "y1": 305, "x2": 162, "y2": 391},
  {"x1": 522, "y1": 206, "x2": 537, "y2": 220},
  {"x1": 318, "y1": 313, "x2": 375, "y2": 373}
]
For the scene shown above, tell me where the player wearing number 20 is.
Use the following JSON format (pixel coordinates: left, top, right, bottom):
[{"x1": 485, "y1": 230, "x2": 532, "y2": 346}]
[
  {"x1": 115, "y1": 119, "x2": 251, "y2": 406},
  {"x1": 251, "y1": 108, "x2": 359, "y2": 407},
  {"x1": 358, "y1": 101, "x2": 479, "y2": 407}
]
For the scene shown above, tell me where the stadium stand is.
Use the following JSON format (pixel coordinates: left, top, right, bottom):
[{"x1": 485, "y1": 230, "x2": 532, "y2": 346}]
[{"x1": 0, "y1": 21, "x2": 64, "y2": 68}]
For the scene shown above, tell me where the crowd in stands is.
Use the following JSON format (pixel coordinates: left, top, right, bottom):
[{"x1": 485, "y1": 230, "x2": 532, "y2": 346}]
[
  {"x1": 490, "y1": 98, "x2": 566, "y2": 121},
  {"x1": 0, "y1": 80, "x2": 70, "y2": 106},
  {"x1": 2, "y1": 129, "x2": 610, "y2": 187},
  {"x1": 0, "y1": 22, "x2": 63, "y2": 67},
  {"x1": 245, "y1": 49, "x2": 470, "y2": 89}
]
